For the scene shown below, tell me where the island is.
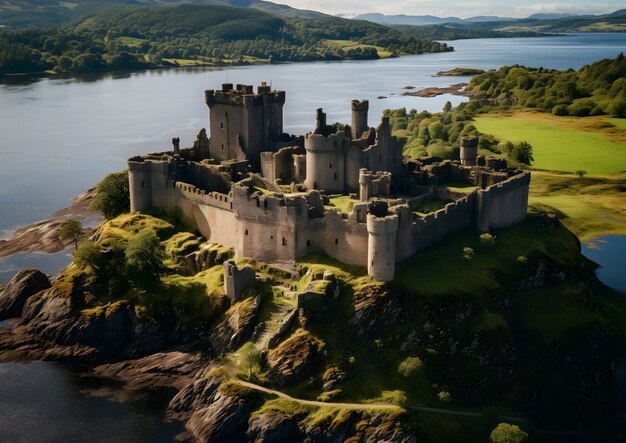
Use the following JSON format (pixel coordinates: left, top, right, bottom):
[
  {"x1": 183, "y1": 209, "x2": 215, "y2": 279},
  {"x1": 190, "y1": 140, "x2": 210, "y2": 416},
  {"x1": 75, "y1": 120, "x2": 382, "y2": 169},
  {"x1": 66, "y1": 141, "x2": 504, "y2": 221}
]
[{"x1": 2, "y1": 72, "x2": 625, "y2": 442}]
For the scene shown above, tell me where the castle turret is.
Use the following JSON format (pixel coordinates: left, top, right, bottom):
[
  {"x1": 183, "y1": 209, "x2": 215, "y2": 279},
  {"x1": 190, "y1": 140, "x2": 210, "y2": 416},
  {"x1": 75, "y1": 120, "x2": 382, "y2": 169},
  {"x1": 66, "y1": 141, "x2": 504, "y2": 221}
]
[
  {"x1": 366, "y1": 208, "x2": 399, "y2": 282},
  {"x1": 460, "y1": 136, "x2": 479, "y2": 166},
  {"x1": 351, "y1": 99, "x2": 369, "y2": 139},
  {"x1": 304, "y1": 110, "x2": 349, "y2": 193}
]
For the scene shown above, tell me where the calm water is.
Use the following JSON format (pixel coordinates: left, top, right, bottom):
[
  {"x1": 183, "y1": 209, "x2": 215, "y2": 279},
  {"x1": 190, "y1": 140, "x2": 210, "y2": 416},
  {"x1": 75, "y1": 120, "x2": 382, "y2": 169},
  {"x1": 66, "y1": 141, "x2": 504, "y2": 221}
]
[
  {"x1": 0, "y1": 361, "x2": 185, "y2": 442},
  {"x1": 582, "y1": 236, "x2": 626, "y2": 293},
  {"x1": 0, "y1": 33, "x2": 625, "y2": 440}
]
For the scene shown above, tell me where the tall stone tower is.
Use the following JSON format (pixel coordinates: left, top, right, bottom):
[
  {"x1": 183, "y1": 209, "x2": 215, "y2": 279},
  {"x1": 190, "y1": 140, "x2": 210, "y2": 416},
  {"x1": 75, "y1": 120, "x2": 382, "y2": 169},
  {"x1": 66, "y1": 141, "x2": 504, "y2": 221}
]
[
  {"x1": 460, "y1": 136, "x2": 479, "y2": 166},
  {"x1": 366, "y1": 202, "x2": 398, "y2": 282},
  {"x1": 204, "y1": 82, "x2": 285, "y2": 170},
  {"x1": 351, "y1": 99, "x2": 369, "y2": 139}
]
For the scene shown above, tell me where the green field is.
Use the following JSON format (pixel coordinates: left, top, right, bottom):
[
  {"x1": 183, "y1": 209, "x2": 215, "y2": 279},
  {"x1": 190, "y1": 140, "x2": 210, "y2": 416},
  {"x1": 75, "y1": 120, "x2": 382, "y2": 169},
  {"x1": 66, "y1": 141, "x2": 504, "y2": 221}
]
[
  {"x1": 473, "y1": 112, "x2": 626, "y2": 175},
  {"x1": 322, "y1": 39, "x2": 393, "y2": 58}
]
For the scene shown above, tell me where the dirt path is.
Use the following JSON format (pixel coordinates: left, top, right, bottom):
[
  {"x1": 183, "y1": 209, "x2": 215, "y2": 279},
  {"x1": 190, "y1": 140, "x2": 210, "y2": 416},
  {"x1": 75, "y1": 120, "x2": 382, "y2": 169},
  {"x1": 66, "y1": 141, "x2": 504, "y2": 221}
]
[{"x1": 223, "y1": 364, "x2": 491, "y2": 415}]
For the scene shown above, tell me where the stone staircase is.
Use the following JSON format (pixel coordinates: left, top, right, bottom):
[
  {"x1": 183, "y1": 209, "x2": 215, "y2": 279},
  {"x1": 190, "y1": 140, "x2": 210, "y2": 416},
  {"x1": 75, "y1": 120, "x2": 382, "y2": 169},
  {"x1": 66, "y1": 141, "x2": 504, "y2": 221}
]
[{"x1": 253, "y1": 286, "x2": 297, "y2": 350}]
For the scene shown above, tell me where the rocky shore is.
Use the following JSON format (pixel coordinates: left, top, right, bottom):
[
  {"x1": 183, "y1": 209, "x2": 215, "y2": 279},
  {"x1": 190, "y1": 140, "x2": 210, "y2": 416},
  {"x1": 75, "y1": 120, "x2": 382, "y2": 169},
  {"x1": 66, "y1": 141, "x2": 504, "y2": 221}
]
[
  {"x1": 402, "y1": 83, "x2": 467, "y2": 98},
  {"x1": 0, "y1": 189, "x2": 102, "y2": 257}
]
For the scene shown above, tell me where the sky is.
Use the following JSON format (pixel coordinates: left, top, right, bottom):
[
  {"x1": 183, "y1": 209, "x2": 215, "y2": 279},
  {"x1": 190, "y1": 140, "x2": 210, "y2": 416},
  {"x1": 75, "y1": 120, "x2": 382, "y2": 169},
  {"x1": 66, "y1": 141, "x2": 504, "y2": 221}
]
[{"x1": 279, "y1": 0, "x2": 624, "y2": 18}]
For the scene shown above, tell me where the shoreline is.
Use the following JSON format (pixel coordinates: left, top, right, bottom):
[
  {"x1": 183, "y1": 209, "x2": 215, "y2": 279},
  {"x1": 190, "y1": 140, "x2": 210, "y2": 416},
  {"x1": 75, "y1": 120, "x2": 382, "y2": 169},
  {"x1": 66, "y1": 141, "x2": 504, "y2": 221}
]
[{"x1": 0, "y1": 189, "x2": 102, "y2": 258}]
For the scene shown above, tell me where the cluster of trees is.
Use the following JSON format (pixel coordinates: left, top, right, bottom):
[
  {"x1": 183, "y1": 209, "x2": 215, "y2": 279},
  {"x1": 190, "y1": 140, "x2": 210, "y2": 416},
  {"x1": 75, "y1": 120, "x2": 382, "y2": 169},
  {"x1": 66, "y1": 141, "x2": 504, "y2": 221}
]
[
  {"x1": 467, "y1": 54, "x2": 626, "y2": 117},
  {"x1": 395, "y1": 24, "x2": 545, "y2": 41},
  {"x1": 74, "y1": 227, "x2": 165, "y2": 292},
  {"x1": 385, "y1": 100, "x2": 534, "y2": 166},
  {"x1": 0, "y1": 4, "x2": 451, "y2": 75},
  {"x1": 70, "y1": 170, "x2": 164, "y2": 291}
]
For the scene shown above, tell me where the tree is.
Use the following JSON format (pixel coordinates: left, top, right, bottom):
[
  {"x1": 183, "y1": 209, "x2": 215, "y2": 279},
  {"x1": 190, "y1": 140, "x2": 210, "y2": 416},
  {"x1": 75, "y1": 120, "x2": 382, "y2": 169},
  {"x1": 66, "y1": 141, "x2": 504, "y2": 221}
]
[
  {"x1": 125, "y1": 228, "x2": 165, "y2": 287},
  {"x1": 73, "y1": 241, "x2": 103, "y2": 270},
  {"x1": 489, "y1": 423, "x2": 528, "y2": 443},
  {"x1": 513, "y1": 141, "x2": 534, "y2": 165},
  {"x1": 239, "y1": 342, "x2": 261, "y2": 379},
  {"x1": 91, "y1": 171, "x2": 130, "y2": 219},
  {"x1": 443, "y1": 101, "x2": 452, "y2": 112},
  {"x1": 398, "y1": 356, "x2": 424, "y2": 377},
  {"x1": 58, "y1": 219, "x2": 83, "y2": 250},
  {"x1": 575, "y1": 170, "x2": 587, "y2": 178}
]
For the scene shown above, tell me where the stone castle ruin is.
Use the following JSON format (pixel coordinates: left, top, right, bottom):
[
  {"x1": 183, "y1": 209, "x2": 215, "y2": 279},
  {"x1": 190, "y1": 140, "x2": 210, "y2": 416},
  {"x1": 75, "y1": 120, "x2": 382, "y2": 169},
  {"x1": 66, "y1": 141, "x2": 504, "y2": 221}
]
[{"x1": 128, "y1": 83, "x2": 530, "y2": 281}]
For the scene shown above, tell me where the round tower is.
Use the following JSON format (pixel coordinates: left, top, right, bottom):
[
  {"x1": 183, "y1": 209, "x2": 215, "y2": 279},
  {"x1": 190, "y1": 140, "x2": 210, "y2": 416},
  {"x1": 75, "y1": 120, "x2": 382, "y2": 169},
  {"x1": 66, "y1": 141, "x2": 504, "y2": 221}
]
[
  {"x1": 304, "y1": 132, "x2": 347, "y2": 194},
  {"x1": 460, "y1": 136, "x2": 479, "y2": 166},
  {"x1": 351, "y1": 99, "x2": 369, "y2": 140},
  {"x1": 366, "y1": 213, "x2": 399, "y2": 281},
  {"x1": 128, "y1": 159, "x2": 152, "y2": 212}
]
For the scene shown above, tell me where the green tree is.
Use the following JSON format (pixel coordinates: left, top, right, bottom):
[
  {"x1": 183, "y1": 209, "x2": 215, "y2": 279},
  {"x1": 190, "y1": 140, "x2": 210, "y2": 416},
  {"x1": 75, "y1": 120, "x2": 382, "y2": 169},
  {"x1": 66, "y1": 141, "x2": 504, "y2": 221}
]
[
  {"x1": 397, "y1": 356, "x2": 424, "y2": 377},
  {"x1": 428, "y1": 121, "x2": 445, "y2": 141},
  {"x1": 575, "y1": 170, "x2": 587, "y2": 178},
  {"x1": 443, "y1": 101, "x2": 452, "y2": 112},
  {"x1": 91, "y1": 171, "x2": 130, "y2": 219},
  {"x1": 58, "y1": 219, "x2": 83, "y2": 250},
  {"x1": 513, "y1": 141, "x2": 534, "y2": 165},
  {"x1": 73, "y1": 240, "x2": 103, "y2": 270},
  {"x1": 125, "y1": 228, "x2": 165, "y2": 287},
  {"x1": 239, "y1": 342, "x2": 261, "y2": 379},
  {"x1": 489, "y1": 423, "x2": 528, "y2": 443}
]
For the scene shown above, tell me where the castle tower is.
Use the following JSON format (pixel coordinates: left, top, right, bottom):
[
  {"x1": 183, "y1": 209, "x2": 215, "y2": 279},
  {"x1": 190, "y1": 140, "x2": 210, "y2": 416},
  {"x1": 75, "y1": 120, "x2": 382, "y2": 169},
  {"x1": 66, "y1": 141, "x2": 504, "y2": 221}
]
[
  {"x1": 351, "y1": 99, "x2": 369, "y2": 139},
  {"x1": 366, "y1": 210, "x2": 399, "y2": 282},
  {"x1": 460, "y1": 136, "x2": 479, "y2": 166},
  {"x1": 204, "y1": 82, "x2": 285, "y2": 170},
  {"x1": 304, "y1": 108, "x2": 349, "y2": 194},
  {"x1": 128, "y1": 159, "x2": 152, "y2": 212}
]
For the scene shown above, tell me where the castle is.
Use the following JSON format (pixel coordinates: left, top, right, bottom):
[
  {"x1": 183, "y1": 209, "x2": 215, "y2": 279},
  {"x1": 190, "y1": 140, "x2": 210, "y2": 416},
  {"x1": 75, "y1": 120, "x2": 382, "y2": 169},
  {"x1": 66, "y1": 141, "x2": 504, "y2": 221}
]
[{"x1": 128, "y1": 83, "x2": 530, "y2": 281}]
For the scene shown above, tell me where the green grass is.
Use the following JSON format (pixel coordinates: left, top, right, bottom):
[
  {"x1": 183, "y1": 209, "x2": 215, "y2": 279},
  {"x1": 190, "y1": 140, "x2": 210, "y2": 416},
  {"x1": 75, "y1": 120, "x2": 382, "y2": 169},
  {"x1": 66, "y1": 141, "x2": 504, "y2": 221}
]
[
  {"x1": 395, "y1": 215, "x2": 579, "y2": 295},
  {"x1": 508, "y1": 284, "x2": 599, "y2": 343},
  {"x1": 473, "y1": 112, "x2": 626, "y2": 175},
  {"x1": 117, "y1": 36, "x2": 148, "y2": 47},
  {"x1": 529, "y1": 171, "x2": 626, "y2": 240},
  {"x1": 326, "y1": 195, "x2": 358, "y2": 213},
  {"x1": 413, "y1": 198, "x2": 452, "y2": 217},
  {"x1": 322, "y1": 39, "x2": 392, "y2": 58}
]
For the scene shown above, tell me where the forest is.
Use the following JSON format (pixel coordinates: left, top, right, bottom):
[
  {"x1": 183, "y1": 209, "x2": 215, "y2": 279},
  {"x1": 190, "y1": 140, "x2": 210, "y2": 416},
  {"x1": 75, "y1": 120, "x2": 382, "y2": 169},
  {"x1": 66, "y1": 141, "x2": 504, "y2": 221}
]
[
  {"x1": 0, "y1": 4, "x2": 452, "y2": 75},
  {"x1": 466, "y1": 54, "x2": 626, "y2": 117},
  {"x1": 384, "y1": 100, "x2": 534, "y2": 167}
]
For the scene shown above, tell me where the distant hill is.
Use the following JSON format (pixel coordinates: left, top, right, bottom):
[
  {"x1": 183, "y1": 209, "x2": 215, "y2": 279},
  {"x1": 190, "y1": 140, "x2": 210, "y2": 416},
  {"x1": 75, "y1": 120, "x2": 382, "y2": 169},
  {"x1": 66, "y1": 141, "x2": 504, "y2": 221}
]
[
  {"x1": 0, "y1": 0, "x2": 327, "y2": 28},
  {"x1": 0, "y1": 3, "x2": 453, "y2": 75},
  {"x1": 352, "y1": 9, "x2": 626, "y2": 32},
  {"x1": 351, "y1": 13, "x2": 465, "y2": 26}
]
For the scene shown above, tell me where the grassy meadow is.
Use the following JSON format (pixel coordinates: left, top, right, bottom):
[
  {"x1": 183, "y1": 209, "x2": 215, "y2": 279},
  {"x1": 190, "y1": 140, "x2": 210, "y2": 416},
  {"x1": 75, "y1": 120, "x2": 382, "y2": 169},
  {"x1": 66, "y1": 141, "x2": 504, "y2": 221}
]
[
  {"x1": 473, "y1": 111, "x2": 626, "y2": 175},
  {"x1": 472, "y1": 111, "x2": 626, "y2": 240}
]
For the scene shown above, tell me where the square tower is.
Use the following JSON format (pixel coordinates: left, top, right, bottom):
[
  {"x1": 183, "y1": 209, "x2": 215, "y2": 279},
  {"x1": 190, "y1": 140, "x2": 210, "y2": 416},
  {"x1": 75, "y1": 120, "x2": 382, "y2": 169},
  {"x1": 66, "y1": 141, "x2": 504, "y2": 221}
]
[{"x1": 205, "y1": 82, "x2": 286, "y2": 170}]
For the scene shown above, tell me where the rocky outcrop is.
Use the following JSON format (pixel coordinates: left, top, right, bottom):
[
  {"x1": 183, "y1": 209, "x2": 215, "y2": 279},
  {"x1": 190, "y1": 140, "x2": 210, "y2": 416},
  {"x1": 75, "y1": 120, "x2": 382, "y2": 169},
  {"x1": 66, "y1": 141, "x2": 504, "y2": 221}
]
[
  {"x1": 267, "y1": 330, "x2": 323, "y2": 386},
  {"x1": 169, "y1": 368, "x2": 259, "y2": 442},
  {"x1": 350, "y1": 284, "x2": 405, "y2": 339},
  {"x1": 210, "y1": 295, "x2": 261, "y2": 353},
  {"x1": 247, "y1": 412, "x2": 304, "y2": 442},
  {"x1": 0, "y1": 269, "x2": 51, "y2": 320}
]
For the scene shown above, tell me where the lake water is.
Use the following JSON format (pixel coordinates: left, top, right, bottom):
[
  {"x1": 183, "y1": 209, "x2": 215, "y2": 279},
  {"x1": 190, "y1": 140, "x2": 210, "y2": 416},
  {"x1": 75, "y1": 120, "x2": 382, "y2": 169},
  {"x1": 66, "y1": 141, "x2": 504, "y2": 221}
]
[
  {"x1": 582, "y1": 236, "x2": 626, "y2": 294},
  {"x1": 0, "y1": 33, "x2": 625, "y2": 440}
]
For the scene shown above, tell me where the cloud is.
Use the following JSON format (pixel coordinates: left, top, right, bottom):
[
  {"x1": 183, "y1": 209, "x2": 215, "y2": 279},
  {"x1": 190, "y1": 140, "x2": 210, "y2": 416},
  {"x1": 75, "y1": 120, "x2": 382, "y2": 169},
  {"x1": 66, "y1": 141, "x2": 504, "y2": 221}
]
[{"x1": 514, "y1": 2, "x2": 617, "y2": 16}]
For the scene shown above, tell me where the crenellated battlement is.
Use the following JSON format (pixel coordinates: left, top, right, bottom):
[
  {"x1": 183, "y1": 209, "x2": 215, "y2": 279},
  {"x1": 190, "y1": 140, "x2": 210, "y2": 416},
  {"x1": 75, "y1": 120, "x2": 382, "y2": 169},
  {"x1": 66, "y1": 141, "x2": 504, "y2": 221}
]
[
  {"x1": 204, "y1": 82, "x2": 286, "y2": 108},
  {"x1": 176, "y1": 181, "x2": 233, "y2": 210}
]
